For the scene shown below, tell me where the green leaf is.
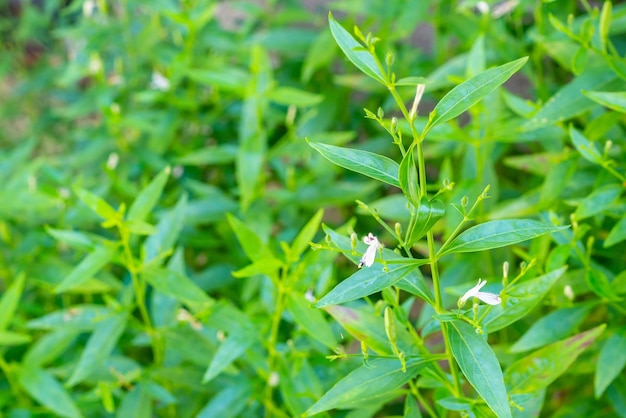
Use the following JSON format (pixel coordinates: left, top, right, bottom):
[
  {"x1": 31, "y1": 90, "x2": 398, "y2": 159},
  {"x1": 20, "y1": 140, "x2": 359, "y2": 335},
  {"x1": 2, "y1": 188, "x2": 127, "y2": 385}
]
[
  {"x1": 0, "y1": 273, "x2": 25, "y2": 331},
  {"x1": 303, "y1": 357, "x2": 426, "y2": 416},
  {"x1": 505, "y1": 324, "x2": 606, "y2": 394},
  {"x1": 328, "y1": 12, "x2": 385, "y2": 83},
  {"x1": 143, "y1": 194, "x2": 187, "y2": 262},
  {"x1": 399, "y1": 145, "x2": 420, "y2": 207},
  {"x1": 23, "y1": 329, "x2": 77, "y2": 368},
  {"x1": 18, "y1": 366, "x2": 83, "y2": 418},
  {"x1": 231, "y1": 258, "x2": 283, "y2": 278},
  {"x1": 75, "y1": 188, "x2": 119, "y2": 221},
  {"x1": 186, "y1": 67, "x2": 250, "y2": 91},
  {"x1": 54, "y1": 246, "x2": 116, "y2": 293},
  {"x1": 116, "y1": 385, "x2": 152, "y2": 418},
  {"x1": 569, "y1": 126, "x2": 603, "y2": 164},
  {"x1": 447, "y1": 321, "x2": 512, "y2": 418},
  {"x1": 67, "y1": 312, "x2": 127, "y2": 386},
  {"x1": 127, "y1": 166, "x2": 170, "y2": 223},
  {"x1": 144, "y1": 267, "x2": 212, "y2": 308},
  {"x1": 307, "y1": 140, "x2": 401, "y2": 188},
  {"x1": 203, "y1": 326, "x2": 256, "y2": 383},
  {"x1": 429, "y1": 57, "x2": 528, "y2": 128},
  {"x1": 314, "y1": 264, "x2": 421, "y2": 308},
  {"x1": 0, "y1": 330, "x2": 31, "y2": 345},
  {"x1": 583, "y1": 90, "x2": 626, "y2": 113},
  {"x1": 586, "y1": 269, "x2": 621, "y2": 300},
  {"x1": 510, "y1": 305, "x2": 593, "y2": 353},
  {"x1": 291, "y1": 208, "x2": 324, "y2": 260},
  {"x1": 595, "y1": 327, "x2": 626, "y2": 397},
  {"x1": 574, "y1": 184, "x2": 621, "y2": 221},
  {"x1": 268, "y1": 86, "x2": 323, "y2": 107},
  {"x1": 605, "y1": 216, "x2": 626, "y2": 248},
  {"x1": 407, "y1": 198, "x2": 445, "y2": 246},
  {"x1": 286, "y1": 292, "x2": 338, "y2": 349},
  {"x1": 227, "y1": 213, "x2": 274, "y2": 262},
  {"x1": 607, "y1": 374, "x2": 626, "y2": 418},
  {"x1": 439, "y1": 220, "x2": 568, "y2": 256},
  {"x1": 27, "y1": 305, "x2": 112, "y2": 331},
  {"x1": 197, "y1": 379, "x2": 251, "y2": 418},
  {"x1": 485, "y1": 267, "x2": 567, "y2": 333},
  {"x1": 174, "y1": 144, "x2": 238, "y2": 166},
  {"x1": 46, "y1": 227, "x2": 95, "y2": 251}
]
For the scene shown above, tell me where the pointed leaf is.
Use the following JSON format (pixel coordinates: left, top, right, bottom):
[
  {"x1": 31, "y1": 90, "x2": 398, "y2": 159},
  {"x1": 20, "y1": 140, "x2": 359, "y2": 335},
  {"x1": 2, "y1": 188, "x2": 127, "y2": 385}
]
[
  {"x1": 303, "y1": 357, "x2": 427, "y2": 416},
  {"x1": 583, "y1": 90, "x2": 626, "y2": 113},
  {"x1": 308, "y1": 140, "x2": 400, "y2": 187},
  {"x1": 144, "y1": 267, "x2": 212, "y2": 307},
  {"x1": 439, "y1": 220, "x2": 568, "y2": 256},
  {"x1": 574, "y1": 184, "x2": 621, "y2": 221},
  {"x1": 116, "y1": 385, "x2": 152, "y2": 418},
  {"x1": 197, "y1": 379, "x2": 251, "y2": 418},
  {"x1": 203, "y1": 326, "x2": 256, "y2": 382},
  {"x1": 328, "y1": 12, "x2": 385, "y2": 83},
  {"x1": 291, "y1": 209, "x2": 324, "y2": 259},
  {"x1": 485, "y1": 267, "x2": 567, "y2": 332},
  {"x1": 430, "y1": 57, "x2": 528, "y2": 128},
  {"x1": 399, "y1": 145, "x2": 420, "y2": 207},
  {"x1": 127, "y1": 166, "x2": 170, "y2": 223},
  {"x1": 408, "y1": 198, "x2": 445, "y2": 246},
  {"x1": 54, "y1": 246, "x2": 115, "y2": 293},
  {"x1": 18, "y1": 367, "x2": 83, "y2": 418},
  {"x1": 595, "y1": 327, "x2": 626, "y2": 397},
  {"x1": 314, "y1": 264, "x2": 421, "y2": 308},
  {"x1": 67, "y1": 313, "x2": 127, "y2": 386},
  {"x1": 286, "y1": 292, "x2": 338, "y2": 349},
  {"x1": 75, "y1": 188, "x2": 119, "y2": 221},
  {"x1": 505, "y1": 324, "x2": 606, "y2": 393},
  {"x1": 0, "y1": 273, "x2": 25, "y2": 331},
  {"x1": 143, "y1": 194, "x2": 187, "y2": 262},
  {"x1": 569, "y1": 126, "x2": 603, "y2": 164},
  {"x1": 447, "y1": 321, "x2": 512, "y2": 418},
  {"x1": 227, "y1": 213, "x2": 274, "y2": 262},
  {"x1": 605, "y1": 216, "x2": 626, "y2": 248},
  {"x1": 510, "y1": 305, "x2": 592, "y2": 353}
]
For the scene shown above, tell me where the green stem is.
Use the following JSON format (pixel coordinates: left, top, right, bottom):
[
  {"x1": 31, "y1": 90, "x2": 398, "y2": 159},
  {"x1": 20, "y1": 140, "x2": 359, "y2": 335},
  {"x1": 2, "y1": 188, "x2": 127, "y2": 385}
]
[
  {"x1": 264, "y1": 268, "x2": 288, "y2": 417},
  {"x1": 0, "y1": 353, "x2": 19, "y2": 400}
]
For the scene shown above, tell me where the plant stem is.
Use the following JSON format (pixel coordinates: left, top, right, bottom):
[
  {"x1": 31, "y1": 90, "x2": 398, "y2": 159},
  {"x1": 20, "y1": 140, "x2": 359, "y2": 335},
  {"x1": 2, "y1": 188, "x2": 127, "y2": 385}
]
[{"x1": 264, "y1": 267, "x2": 288, "y2": 417}]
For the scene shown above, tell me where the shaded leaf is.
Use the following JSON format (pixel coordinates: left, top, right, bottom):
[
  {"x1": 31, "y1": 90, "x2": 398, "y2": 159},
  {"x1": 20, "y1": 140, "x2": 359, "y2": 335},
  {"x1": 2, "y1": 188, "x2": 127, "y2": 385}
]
[
  {"x1": 408, "y1": 198, "x2": 445, "y2": 246},
  {"x1": 308, "y1": 140, "x2": 400, "y2": 188},
  {"x1": 143, "y1": 194, "x2": 187, "y2": 262},
  {"x1": 54, "y1": 246, "x2": 116, "y2": 294},
  {"x1": 605, "y1": 216, "x2": 626, "y2": 248},
  {"x1": 144, "y1": 267, "x2": 212, "y2": 307},
  {"x1": 18, "y1": 367, "x2": 83, "y2": 418},
  {"x1": 127, "y1": 166, "x2": 170, "y2": 223},
  {"x1": 0, "y1": 273, "x2": 25, "y2": 331},
  {"x1": 505, "y1": 324, "x2": 606, "y2": 393},
  {"x1": 447, "y1": 321, "x2": 511, "y2": 418},
  {"x1": 203, "y1": 326, "x2": 256, "y2": 383},
  {"x1": 303, "y1": 357, "x2": 426, "y2": 416},
  {"x1": 197, "y1": 379, "x2": 251, "y2": 418},
  {"x1": 595, "y1": 327, "x2": 626, "y2": 397},
  {"x1": 574, "y1": 184, "x2": 621, "y2": 221},
  {"x1": 286, "y1": 292, "x2": 338, "y2": 349},
  {"x1": 439, "y1": 220, "x2": 568, "y2": 256}
]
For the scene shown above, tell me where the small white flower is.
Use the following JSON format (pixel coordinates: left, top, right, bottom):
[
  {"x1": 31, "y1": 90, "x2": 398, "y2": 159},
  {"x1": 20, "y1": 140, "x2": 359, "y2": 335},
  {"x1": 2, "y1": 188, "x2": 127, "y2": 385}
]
[
  {"x1": 358, "y1": 233, "x2": 380, "y2": 268},
  {"x1": 458, "y1": 279, "x2": 502, "y2": 307},
  {"x1": 150, "y1": 71, "x2": 170, "y2": 91}
]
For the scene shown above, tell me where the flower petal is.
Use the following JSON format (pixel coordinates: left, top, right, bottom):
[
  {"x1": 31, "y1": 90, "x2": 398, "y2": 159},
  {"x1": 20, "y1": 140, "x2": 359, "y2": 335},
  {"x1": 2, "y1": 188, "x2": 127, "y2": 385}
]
[{"x1": 475, "y1": 291, "x2": 502, "y2": 305}]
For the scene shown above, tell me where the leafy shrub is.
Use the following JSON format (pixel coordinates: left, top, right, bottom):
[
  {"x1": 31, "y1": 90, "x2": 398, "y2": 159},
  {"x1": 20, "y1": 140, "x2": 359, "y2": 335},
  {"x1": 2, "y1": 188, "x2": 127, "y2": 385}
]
[{"x1": 0, "y1": 1, "x2": 624, "y2": 417}]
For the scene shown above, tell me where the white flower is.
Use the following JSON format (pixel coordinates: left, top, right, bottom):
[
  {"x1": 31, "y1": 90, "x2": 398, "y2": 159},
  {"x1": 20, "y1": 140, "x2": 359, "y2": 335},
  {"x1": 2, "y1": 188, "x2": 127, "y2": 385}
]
[
  {"x1": 458, "y1": 279, "x2": 502, "y2": 307},
  {"x1": 150, "y1": 71, "x2": 170, "y2": 91},
  {"x1": 358, "y1": 233, "x2": 380, "y2": 268}
]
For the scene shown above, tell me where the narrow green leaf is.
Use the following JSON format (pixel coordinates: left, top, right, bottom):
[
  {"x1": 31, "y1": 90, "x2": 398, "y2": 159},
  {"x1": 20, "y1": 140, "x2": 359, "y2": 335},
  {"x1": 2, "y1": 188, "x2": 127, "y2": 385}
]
[
  {"x1": 569, "y1": 126, "x2": 603, "y2": 164},
  {"x1": 268, "y1": 86, "x2": 323, "y2": 107},
  {"x1": 186, "y1": 67, "x2": 250, "y2": 91},
  {"x1": 510, "y1": 305, "x2": 593, "y2": 353},
  {"x1": 143, "y1": 194, "x2": 187, "y2": 262},
  {"x1": 595, "y1": 327, "x2": 626, "y2": 397},
  {"x1": 607, "y1": 374, "x2": 626, "y2": 417},
  {"x1": 127, "y1": 166, "x2": 170, "y2": 223},
  {"x1": 286, "y1": 292, "x2": 338, "y2": 349},
  {"x1": 227, "y1": 213, "x2": 274, "y2": 262},
  {"x1": 67, "y1": 313, "x2": 127, "y2": 386},
  {"x1": 439, "y1": 220, "x2": 568, "y2": 256},
  {"x1": 308, "y1": 140, "x2": 401, "y2": 187},
  {"x1": 197, "y1": 379, "x2": 251, "y2": 418},
  {"x1": 54, "y1": 246, "x2": 115, "y2": 293},
  {"x1": 605, "y1": 216, "x2": 626, "y2": 248},
  {"x1": 75, "y1": 188, "x2": 119, "y2": 221},
  {"x1": 144, "y1": 267, "x2": 212, "y2": 307},
  {"x1": 18, "y1": 367, "x2": 83, "y2": 418},
  {"x1": 407, "y1": 198, "x2": 445, "y2": 246},
  {"x1": 174, "y1": 144, "x2": 237, "y2": 166},
  {"x1": 430, "y1": 57, "x2": 528, "y2": 128},
  {"x1": 116, "y1": 385, "x2": 152, "y2": 418},
  {"x1": 328, "y1": 12, "x2": 385, "y2": 83},
  {"x1": 23, "y1": 329, "x2": 77, "y2": 368},
  {"x1": 0, "y1": 330, "x2": 31, "y2": 345},
  {"x1": 399, "y1": 145, "x2": 420, "y2": 207},
  {"x1": 505, "y1": 324, "x2": 606, "y2": 393},
  {"x1": 231, "y1": 258, "x2": 283, "y2": 278},
  {"x1": 314, "y1": 264, "x2": 420, "y2": 308},
  {"x1": 0, "y1": 273, "x2": 25, "y2": 331},
  {"x1": 447, "y1": 321, "x2": 511, "y2": 418},
  {"x1": 203, "y1": 326, "x2": 256, "y2": 383},
  {"x1": 291, "y1": 208, "x2": 324, "y2": 259},
  {"x1": 586, "y1": 269, "x2": 621, "y2": 300},
  {"x1": 574, "y1": 184, "x2": 621, "y2": 221},
  {"x1": 485, "y1": 267, "x2": 567, "y2": 333},
  {"x1": 303, "y1": 357, "x2": 426, "y2": 416},
  {"x1": 46, "y1": 227, "x2": 94, "y2": 251},
  {"x1": 583, "y1": 90, "x2": 626, "y2": 113}
]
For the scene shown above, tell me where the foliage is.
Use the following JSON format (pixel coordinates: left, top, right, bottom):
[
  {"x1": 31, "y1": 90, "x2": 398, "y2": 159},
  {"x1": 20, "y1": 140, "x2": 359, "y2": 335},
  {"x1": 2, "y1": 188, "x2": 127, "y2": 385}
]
[{"x1": 0, "y1": 0, "x2": 625, "y2": 417}]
